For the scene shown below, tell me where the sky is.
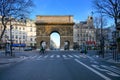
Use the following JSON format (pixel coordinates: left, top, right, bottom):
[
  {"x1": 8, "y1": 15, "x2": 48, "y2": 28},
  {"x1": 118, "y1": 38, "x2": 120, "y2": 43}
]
[
  {"x1": 50, "y1": 32, "x2": 60, "y2": 48},
  {"x1": 31, "y1": 0, "x2": 94, "y2": 22}
]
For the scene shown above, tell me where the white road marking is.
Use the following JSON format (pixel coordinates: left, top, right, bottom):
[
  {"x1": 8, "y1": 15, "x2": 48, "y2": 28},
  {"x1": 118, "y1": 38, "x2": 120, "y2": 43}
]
[
  {"x1": 63, "y1": 55, "x2": 67, "y2": 58},
  {"x1": 38, "y1": 55, "x2": 42, "y2": 59},
  {"x1": 75, "y1": 59, "x2": 111, "y2": 80},
  {"x1": 44, "y1": 55, "x2": 48, "y2": 58},
  {"x1": 101, "y1": 65, "x2": 120, "y2": 75},
  {"x1": 92, "y1": 65, "x2": 120, "y2": 77},
  {"x1": 56, "y1": 55, "x2": 60, "y2": 58},
  {"x1": 31, "y1": 56, "x2": 37, "y2": 59},
  {"x1": 73, "y1": 55, "x2": 80, "y2": 58},
  {"x1": 87, "y1": 56, "x2": 95, "y2": 61},
  {"x1": 68, "y1": 55, "x2": 73, "y2": 58},
  {"x1": 50, "y1": 55, "x2": 54, "y2": 58},
  {"x1": 92, "y1": 65, "x2": 110, "y2": 72},
  {"x1": 111, "y1": 66, "x2": 120, "y2": 71}
]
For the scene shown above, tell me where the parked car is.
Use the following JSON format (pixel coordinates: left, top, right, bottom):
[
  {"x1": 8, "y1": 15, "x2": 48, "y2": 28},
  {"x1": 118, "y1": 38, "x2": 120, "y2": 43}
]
[{"x1": 24, "y1": 47, "x2": 32, "y2": 51}]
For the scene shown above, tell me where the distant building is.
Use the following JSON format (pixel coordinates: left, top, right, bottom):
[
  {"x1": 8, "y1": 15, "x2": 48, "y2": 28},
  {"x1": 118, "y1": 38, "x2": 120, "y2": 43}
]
[
  {"x1": 25, "y1": 19, "x2": 36, "y2": 48},
  {"x1": 0, "y1": 16, "x2": 36, "y2": 49},
  {"x1": 73, "y1": 16, "x2": 96, "y2": 49},
  {"x1": 0, "y1": 18, "x2": 27, "y2": 46}
]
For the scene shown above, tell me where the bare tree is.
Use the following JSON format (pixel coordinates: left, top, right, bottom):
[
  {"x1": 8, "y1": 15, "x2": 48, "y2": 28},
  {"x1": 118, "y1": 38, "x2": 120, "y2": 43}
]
[
  {"x1": 94, "y1": 16, "x2": 107, "y2": 41},
  {"x1": 0, "y1": 0, "x2": 34, "y2": 41},
  {"x1": 92, "y1": 0, "x2": 120, "y2": 59},
  {"x1": 92, "y1": 0, "x2": 120, "y2": 30}
]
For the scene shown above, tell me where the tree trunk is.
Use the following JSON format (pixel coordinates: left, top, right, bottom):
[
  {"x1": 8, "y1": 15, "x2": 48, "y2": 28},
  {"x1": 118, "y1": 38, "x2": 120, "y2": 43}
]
[{"x1": 0, "y1": 25, "x2": 6, "y2": 41}]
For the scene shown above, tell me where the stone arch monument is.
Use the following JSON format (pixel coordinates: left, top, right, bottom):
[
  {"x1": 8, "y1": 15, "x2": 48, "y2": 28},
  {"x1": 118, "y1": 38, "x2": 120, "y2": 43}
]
[{"x1": 35, "y1": 15, "x2": 74, "y2": 50}]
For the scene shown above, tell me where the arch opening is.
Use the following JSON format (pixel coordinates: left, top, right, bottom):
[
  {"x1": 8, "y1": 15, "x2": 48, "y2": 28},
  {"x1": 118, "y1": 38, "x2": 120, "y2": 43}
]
[
  {"x1": 64, "y1": 41, "x2": 70, "y2": 50},
  {"x1": 50, "y1": 32, "x2": 60, "y2": 50}
]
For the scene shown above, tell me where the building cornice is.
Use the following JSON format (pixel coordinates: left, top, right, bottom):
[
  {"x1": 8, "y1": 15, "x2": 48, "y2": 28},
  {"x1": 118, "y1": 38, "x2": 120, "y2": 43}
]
[{"x1": 35, "y1": 22, "x2": 74, "y2": 25}]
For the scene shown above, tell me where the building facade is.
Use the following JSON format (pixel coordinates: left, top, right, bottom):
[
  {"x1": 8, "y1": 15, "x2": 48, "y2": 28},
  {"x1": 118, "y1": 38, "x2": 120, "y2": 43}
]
[
  {"x1": 73, "y1": 16, "x2": 96, "y2": 49},
  {"x1": 0, "y1": 17, "x2": 36, "y2": 49},
  {"x1": 25, "y1": 19, "x2": 36, "y2": 48}
]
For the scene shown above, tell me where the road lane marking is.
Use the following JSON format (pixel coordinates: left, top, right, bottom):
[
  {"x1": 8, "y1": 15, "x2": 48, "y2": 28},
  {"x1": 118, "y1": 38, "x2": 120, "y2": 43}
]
[
  {"x1": 50, "y1": 55, "x2": 54, "y2": 58},
  {"x1": 101, "y1": 65, "x2": 120, "y2": 75},
  {"x1": 31, "y1": 56, "x2": 37, "y2": 59},
  {"x1": 38, "y1": 55, "x2": 42, "y2": 59},
  {"x1": 44, "y1": 55, "x2": 48, "y2": 58},
  {"x1": 73, "y1": 55, "x2": 80, "y2": 58},
  {"x1": 56, "y1": 55, "x2": 60, "y2": 58},
  {"x1": 68, "y1": 55, "x2": 73, "y2": 58},
  {"x1": 63, "y1": 55, "x2": 66, "y2": 57},
  {"x1": 87, "y1": 56, "x2": 95, "y2": 61},
  {"x1": 74, "y1": 59, "x2": 111, "y2": 80},
  {"x1": 111, "y1": 66, "x2": 120, "y2": 71},
  {"x1": 92, "y1": 65, "x2": 120, "y2": 77}
]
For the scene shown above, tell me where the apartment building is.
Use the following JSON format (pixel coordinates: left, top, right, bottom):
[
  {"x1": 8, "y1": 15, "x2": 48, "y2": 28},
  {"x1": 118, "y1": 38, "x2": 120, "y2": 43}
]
[
  {"x1": 0, "y1": 17, "x2": 36, "y2": 49},
  {"x1": 73, "y1": 16, "x2": 96, "y2": 49},
  {"x1": 26, "y1": 19, "x2": 36, "y2": 48}
]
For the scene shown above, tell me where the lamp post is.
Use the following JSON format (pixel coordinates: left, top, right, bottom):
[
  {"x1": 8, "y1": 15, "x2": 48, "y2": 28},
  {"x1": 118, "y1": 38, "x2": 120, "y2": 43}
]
[
  {"x1": 19, "y1": 37, "x2": 21, "y2": 51},
  {"x1": 10, "y1": 25, "x2": 13, "y2": 56}
]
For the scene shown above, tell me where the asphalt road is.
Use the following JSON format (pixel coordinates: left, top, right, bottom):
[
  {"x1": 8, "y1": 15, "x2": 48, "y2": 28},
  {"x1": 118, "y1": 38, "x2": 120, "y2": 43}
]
[{"x1": 0, "y1": 51, "x2": 120, "y2": 80}]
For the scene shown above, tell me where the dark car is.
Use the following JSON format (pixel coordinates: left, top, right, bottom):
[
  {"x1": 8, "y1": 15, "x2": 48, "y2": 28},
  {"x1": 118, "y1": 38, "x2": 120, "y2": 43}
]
[{"x1": 24, "y1": 47, "x2": 32, "y2": 51}]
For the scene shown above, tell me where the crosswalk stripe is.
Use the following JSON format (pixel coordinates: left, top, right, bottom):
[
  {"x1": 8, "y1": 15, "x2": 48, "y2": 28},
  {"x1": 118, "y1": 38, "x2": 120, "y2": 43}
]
[
  {"x1": 27, "y1": 54, "x2": 84, "y2": 60},
  {"x1": 57, "y1": 55, "x2": 60, "y2": 58},
  {"x1": 50, "y1": 55, "x2": 54, "y2": 58},
  {"x1": 31, "y1": 56, "x2": 37, "y2": 59},
  {"x1": 63, "y1": 55, "x2": 67, "y2": 58},
  {"x1": 73, "y1": 55, "x2": 80, "y2": 58},
  {"x1": 38, "y1": 55, "x2": 42, "y2": 58},
  {"x1": 44, "y1": 55, "x2": 48, "y2": 58},
  {"x1": 68, "y1": 55, "x2": 73, "y2": 58}
]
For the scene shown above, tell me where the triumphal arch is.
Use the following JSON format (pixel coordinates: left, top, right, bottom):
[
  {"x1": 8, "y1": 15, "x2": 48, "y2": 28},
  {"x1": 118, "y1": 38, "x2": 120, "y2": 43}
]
[{"x1": 35, "y1": 15, "x2": 74, "y2": 50}]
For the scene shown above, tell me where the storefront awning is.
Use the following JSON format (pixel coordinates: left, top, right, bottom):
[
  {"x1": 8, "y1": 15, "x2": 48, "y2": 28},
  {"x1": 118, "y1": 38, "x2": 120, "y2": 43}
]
[{"x1": 12, "y1": 44, "x2": 26, "y2": 47}]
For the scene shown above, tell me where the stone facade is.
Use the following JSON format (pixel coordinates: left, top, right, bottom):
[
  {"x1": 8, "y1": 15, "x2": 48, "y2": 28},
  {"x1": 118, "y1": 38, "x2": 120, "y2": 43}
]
[
  {"x1": 73, "y1": 16, "x2": 96, "y2": 49},
  {"x1": 35, "y1": 15, "x2": 74, "y2": 50}
]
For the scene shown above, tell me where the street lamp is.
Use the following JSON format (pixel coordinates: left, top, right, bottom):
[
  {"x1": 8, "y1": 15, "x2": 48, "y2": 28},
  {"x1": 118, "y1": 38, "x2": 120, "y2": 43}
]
[
  {"x1": 19, "y1": 37, "x2": 21, "y2": 51},
  {"x1": 10, "y1": 25, "x2": 13, "y2": 56}
]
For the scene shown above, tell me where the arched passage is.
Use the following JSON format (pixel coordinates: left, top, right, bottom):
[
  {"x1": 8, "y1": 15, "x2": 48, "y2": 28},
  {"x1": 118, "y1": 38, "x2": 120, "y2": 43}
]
[
  {"x1": 50, "y1": 32, "x2": 60, "y2": 50},
  {"x1": 64, "y1": 40, "x2": 70, "y2": 50},
  {"x1": 40, "y1": 41, "x2": 47, "y2": 49}
]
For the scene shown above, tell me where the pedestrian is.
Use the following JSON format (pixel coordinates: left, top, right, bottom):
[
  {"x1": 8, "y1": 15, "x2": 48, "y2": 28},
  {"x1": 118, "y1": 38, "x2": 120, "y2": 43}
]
[
  {"x1": 80, "y1": 43, "x2": 87, "y2": 55},
  {"x1": 39, "y1": 42, "x2": 46, "y2": 54},
  {"x1": 84, "y1": 46, "x2": 87, "y2": 55},
  {"x1": 39, "y1": 46, "x2": 44, "y2": 54}
]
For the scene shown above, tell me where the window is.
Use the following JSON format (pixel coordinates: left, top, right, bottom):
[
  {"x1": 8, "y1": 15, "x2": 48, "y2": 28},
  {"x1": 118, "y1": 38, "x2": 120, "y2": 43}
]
[
  {"x1": 30, "y1": 38, "x2": 33, "y2": 41},
  {"x1": 16, "y1": 35, "x2": 18, "y2": 39},
  {"x1": 23, "y1": 27, "x2": 25, "y2": 30},
  {"x1": 12, "y1": 35, "x2": 14, "y2": 39},
  {"x1": 16, "y1": 26, "x2": 18, "y2": 29},
  {"x1": 19, "y1": 27, "x2": 21, "y2": 30},
  {"x1": 30, "y1": 28, "x2": 32, "y2": 32},
  {"x1": 23, "y1": 36, "x2": 25, "y2": 39},
  {"x1": 16, "y1": 40, "x2": 18, "y2": 43}
]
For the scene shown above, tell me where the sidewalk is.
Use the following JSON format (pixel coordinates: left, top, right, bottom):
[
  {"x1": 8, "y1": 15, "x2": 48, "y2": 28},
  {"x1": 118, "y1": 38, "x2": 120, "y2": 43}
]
[
  {"x1": 0, "y1": 50, "x2": 30, "y2": 66},
  {"x1": 89, "y1": 50, "x2": 120, "y2": 64}
]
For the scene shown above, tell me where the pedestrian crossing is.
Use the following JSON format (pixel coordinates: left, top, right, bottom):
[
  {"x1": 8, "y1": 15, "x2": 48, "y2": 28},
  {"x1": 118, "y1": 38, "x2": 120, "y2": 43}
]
[{"x1": 24, "y1": 54, "x2": 88, "y2": 60}]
